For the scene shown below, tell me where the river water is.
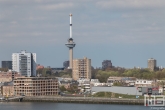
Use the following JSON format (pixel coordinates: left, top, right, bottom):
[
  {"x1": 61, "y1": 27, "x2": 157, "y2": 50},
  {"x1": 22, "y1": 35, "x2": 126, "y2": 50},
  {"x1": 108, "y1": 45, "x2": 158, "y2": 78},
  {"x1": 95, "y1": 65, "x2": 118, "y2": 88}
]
[{"x1": 0, "y1": 102, "x2": 153, "y2": 110}]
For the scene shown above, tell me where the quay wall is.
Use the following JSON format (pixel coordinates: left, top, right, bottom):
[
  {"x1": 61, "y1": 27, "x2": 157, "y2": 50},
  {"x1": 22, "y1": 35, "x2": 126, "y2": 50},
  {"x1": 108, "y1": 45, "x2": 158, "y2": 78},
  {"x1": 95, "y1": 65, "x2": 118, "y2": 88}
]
[{"x1": 22, "y1": 96, "x2": 144, "y2": 105}]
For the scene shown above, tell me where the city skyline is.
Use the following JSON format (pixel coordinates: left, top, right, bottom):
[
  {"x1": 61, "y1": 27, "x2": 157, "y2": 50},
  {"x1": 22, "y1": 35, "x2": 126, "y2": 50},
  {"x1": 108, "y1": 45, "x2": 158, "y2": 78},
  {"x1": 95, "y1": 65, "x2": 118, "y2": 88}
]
[{"x1": 0, "y1": 0, "x2": 165, "y2": 68}]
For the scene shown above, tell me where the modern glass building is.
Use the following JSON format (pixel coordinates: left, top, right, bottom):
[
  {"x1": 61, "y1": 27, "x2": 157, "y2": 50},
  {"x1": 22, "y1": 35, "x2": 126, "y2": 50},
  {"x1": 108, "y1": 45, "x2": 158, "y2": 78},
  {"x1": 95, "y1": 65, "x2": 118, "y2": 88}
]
[{"x1": 1, "y1": 61, "x2": 12, "y2": 69}]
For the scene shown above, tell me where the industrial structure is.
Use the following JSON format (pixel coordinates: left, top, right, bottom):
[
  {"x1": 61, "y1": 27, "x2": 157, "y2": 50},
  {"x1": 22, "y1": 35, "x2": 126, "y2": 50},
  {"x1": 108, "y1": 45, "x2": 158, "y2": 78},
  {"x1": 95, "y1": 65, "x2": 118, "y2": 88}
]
[
  {"x1": 72, "y1": 57, "x2": 91, "y2": 80},
  {"x1": 12, "y1": 50, "x2": 36, "y2": 77},
  {"x1": 65, "y1": 14, "x2": 76, "y2": 69},
  {"x1": 148, "y1": 58, "x2": 156, "y2": 71}
]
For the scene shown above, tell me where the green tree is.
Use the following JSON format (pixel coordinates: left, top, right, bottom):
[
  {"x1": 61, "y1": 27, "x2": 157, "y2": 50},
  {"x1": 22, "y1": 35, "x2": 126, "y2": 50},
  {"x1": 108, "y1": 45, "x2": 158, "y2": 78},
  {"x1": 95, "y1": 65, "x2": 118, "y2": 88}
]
[
  {"x1": 0, "y1": 68, "x2": 8, "y2": 72},
  {"x1": 113, "y1": 82, "x2": 122, "y2": 86},
  {"x1": 59, "y1": 85, "x2": 66, "y2": 92}
]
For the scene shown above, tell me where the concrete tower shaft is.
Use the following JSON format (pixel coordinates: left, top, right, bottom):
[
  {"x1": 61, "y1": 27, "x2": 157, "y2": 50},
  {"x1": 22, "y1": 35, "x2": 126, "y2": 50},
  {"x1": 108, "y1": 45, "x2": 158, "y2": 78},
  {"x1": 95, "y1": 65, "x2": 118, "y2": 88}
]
[{"x1": 65, "y1": 13, "x2": 76, "y2": 69}]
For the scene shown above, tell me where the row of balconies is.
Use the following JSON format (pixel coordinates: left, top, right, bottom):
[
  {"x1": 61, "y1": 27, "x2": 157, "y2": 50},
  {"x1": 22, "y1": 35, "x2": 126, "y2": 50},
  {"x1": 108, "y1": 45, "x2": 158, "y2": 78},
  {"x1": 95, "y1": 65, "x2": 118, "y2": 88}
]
[
  {"x1": 15, "y1": 89, "x2": 58, "y2": 91},
  {"x1": 14, "y1": 83, "x2": 58, "y2": 86},
  {"x1": 15, "y1": 93, "x2": 58, "y2": 96},
  {"x1": 15, "y1": 90, "x2": 58, "y2": 92},
  {"x1": 15, "y1": 93, "x2": 58, "y2": 95},
  {"x1": 14, "y1": 81, "x2": 57, "y2": 83},
  {"x1": 14, "y1": 82, "x2": 57, "y2": 84},
  {"x1": 15, "y1": 87, "x2": 58, "y2": 89},
  {"x1": 14, "y1": 85, "x2": 58, "y2": 87},
  {"x1": 14, "y1": 83, "x2": 58, "y2": 85},
  {"x1": 14, "y1": 87, "x2": 58, "y2": 89},
  {"x1": 15, "y1": 91, "x2": 58, "y2": 93},
  {"x1": 14, "y1": 83, "x2": 57, "y2": 85}
]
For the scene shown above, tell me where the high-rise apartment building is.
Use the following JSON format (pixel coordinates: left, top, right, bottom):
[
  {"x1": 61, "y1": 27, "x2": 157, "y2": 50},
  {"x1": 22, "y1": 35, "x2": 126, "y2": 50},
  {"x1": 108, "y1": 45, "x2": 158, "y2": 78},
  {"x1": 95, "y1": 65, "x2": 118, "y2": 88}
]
[
  {"x1": 12, "y1": 50, "x2": 36, "y2": 77},
  {"x1": 72, "y1": 57, "x2": 91, "y2": 80},
  {"x1": 1, "y1": 61, "x2": 12, "y2": 69},
  {"x1": 102, "y1": 60, "x2": 112, "y2": 69},
  {"x1": 148, "y1": 58, "x2": 156, "y2": 71}
]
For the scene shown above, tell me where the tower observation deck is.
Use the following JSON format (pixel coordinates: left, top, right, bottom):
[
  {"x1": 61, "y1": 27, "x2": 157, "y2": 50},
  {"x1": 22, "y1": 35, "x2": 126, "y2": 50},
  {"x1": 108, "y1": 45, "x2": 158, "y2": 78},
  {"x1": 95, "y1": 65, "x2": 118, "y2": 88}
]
[{"x1": 65, "y1": 14, "x2": 76, "y2": 69}]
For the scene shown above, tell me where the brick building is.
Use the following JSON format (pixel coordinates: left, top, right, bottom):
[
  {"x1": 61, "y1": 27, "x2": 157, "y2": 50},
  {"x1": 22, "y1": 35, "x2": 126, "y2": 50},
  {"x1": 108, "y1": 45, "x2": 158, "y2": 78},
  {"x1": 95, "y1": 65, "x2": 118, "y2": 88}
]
[{"x1": 14, "y1": 77, "x2": 59, "y2": 96}]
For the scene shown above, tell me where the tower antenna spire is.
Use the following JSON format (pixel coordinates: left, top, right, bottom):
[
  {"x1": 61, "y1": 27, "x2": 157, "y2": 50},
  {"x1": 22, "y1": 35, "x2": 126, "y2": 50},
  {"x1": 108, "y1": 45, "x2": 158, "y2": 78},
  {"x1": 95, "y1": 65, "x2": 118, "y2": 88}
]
[
  {"x1": 65, "y1": 13, "x2": 76, "y2": 69},
  {"x1": 69, "y1": 13, "x2": 72, "y2": 38}
]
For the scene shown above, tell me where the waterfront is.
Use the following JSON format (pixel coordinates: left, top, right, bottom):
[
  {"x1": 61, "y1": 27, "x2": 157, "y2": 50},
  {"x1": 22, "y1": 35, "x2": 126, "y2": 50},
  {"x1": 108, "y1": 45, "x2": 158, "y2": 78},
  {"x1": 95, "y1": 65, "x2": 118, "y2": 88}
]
[{"x1": 0, "y1": 102, "x2": 151, "y2": 110}]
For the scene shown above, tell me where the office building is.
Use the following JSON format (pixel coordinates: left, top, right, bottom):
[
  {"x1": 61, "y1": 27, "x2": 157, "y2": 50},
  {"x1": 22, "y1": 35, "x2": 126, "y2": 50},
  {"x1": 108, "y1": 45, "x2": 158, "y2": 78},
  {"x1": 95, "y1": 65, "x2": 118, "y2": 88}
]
[
  {"x1": 148, "y1": 58, "x2": 156, "y2": 71},
  {"x1": 63, "y1": 61, "x2": 69, "y2": 69},
  {"x1": 102, "y1": 60, "x2": 112, "y2": 69},
  {"x1": 72, "y1": 57, "x2": 91, "y2": 80},
  {"x1": 14, "y1": 77, "x2": 59, "y2": 96},
  {"x1": 12, "y1": 50, "x2": 36, "y2": 77},
  {"x1": 1, "y1": 61, "x2": 12, "y2": 69}
]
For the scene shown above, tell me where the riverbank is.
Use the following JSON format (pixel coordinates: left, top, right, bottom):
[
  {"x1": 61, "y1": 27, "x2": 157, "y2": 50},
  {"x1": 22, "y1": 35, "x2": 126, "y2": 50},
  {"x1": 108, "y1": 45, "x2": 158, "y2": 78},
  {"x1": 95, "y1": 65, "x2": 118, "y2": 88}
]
[{"x1": 20, "y1": 96, "x2": 144, "y2": 105}]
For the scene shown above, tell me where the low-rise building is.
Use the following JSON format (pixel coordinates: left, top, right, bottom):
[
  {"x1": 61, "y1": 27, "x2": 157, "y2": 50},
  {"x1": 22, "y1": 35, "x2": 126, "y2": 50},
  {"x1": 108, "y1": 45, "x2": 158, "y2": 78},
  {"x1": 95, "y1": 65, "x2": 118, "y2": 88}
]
[
  {"x1": 93, "y1": 83, "x2": 111, "y2": 87},
  {"x1": 122, "y1": 80, "x2": 135, "y2": 87},
  {"x1": 0, "y1": 71, "x2": 22, "y2": 83},
  {"x1": 83, "y1": 83, "x2": 90, "y2": 92},
  {"x1": 91, "y1": 79, "x2": 100, "y2": 83},
  {"x1": 77, "y1": 78, "x2": 90, "y2": 84},
  {"x1": 90, "y1": 79, "x2": 100, "y2": 86},
  {"x1": 14, "y1": 77, "x2": 59, "y2": 96},
  {"x1": 1, "y1": 85, "x2": 14, "y2": 97},
  {"x1": 59, "y1": 80, "x2": 71, "y2": 89},
  {"x1": 77, "y1": 79, "x2": 90, "y2": 92},
  {"x1": 135, "y1": 79, "x2": 153, "y2": 87},
  {"x1": 58, "y1": 78, "x2": 79, "y2": 91},
  {"x1": 107, "y1": 77, "x2": 122, "y2": 85},
  {"x1": 36, "y1": 64, "x2": 44, "y2": 70},
  {"x1": 0, "y1": 83, "x2": 4, "y2": 96},
  {"x1": 141, "y1": 87, "x2": 160, "y2": 95}
]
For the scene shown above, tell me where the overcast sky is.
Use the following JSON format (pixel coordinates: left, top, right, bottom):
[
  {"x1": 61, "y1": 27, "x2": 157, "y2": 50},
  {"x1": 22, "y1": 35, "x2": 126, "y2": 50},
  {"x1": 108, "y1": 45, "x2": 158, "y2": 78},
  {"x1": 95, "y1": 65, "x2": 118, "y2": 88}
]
[{"x1": 0, "y1": 0, "x2": 165, "y2": 68}]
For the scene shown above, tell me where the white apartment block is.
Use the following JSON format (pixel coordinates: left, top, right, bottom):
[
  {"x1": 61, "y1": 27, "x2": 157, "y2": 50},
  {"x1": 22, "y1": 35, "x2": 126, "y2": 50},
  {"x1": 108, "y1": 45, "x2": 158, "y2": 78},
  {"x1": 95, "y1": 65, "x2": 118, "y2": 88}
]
[{"x1": 12, "y1": 50, "x2": 36, "y2": 77}]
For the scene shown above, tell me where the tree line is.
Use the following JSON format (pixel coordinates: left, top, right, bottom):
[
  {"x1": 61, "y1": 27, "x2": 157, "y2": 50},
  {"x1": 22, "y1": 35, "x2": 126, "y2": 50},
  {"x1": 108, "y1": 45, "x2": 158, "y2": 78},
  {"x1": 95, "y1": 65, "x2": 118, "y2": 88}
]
[{"x1": 92, "y1": 68, "x2": 165, "y2": 83}]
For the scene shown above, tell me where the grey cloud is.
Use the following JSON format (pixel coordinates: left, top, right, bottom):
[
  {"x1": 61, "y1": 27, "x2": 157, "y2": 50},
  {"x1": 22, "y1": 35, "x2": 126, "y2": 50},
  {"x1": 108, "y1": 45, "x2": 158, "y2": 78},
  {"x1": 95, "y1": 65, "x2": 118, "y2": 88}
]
[
  {"x1": 0, "y1": 0, "x2": 165, "y2": 46},
  {"x1": 38, "y1": 2, "x2": 74, "y2": 10},
  {"x1": 96, "y1": 0, "x2": 165, "y2": 9}
]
